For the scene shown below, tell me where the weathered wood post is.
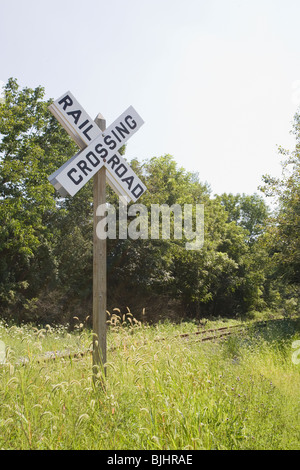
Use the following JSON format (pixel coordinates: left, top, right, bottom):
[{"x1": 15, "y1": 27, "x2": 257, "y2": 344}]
[{"x1": 93, "y1": 114, "x2": 107, "y2": 378}]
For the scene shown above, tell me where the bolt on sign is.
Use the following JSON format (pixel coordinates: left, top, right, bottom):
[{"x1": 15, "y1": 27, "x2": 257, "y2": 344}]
[{"x1": 48, "y1": 91, "x2": 147, "y2": 202}]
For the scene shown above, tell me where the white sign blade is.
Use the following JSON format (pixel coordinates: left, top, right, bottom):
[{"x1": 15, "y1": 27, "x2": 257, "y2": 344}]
[
  {"x1": 55, "y1": 107, "x2": 144, "y2": 197},
  {"x1": 101, "y1": 106, "x2": 144, "y2": 144},
  {"x1": 48, "y1": 151, "x2": 81, "y2": 183},
  {"x1": 106, "y1": 171, "x2": 131, "y2": 202},
  {"x1": 48, "y1": 91, "x2": 146, "y2": 201},
  {"x1": 104, "y1": 152, "x2": 147, "y2": 202},
  {"x1": 50, "y1": 157, "x2": 132, "y2": 200},
  {"x1": 49, "y1": 154, "x2": 131, "y2": 200},
  {"x1": 49, "y1": 91, "x2": 101, "y2": 149}
]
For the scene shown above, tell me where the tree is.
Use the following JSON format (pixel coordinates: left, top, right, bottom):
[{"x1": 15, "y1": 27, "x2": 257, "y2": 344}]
[
  {"x1": 0, "y1": 78, "x2": 78, "y2": 317},
  {"x1": 0, "y1": 78, "x2": 271, "y2": 323},
  {"x1": 106, "y1": 155, "x2": 210, "y2": 313},
  {"x1": 106, "y1": 155, "x2": 266, "y2": 318},
  {"x1": 216, "y1": 193, "x2": 269, "y2": 244},
  {"x1": 260, "y1": 109, "x2": 300, "y2": 286}
]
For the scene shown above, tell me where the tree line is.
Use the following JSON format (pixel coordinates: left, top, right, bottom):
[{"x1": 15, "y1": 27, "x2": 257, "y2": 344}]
[{"x1": 0, "y1": 78, "x2": 299, "y2": 324}]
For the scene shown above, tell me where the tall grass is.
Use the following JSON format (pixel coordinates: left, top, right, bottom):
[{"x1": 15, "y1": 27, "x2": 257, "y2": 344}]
[{"x1": 0, "y1": 314, "x2": 299, "y2": 450}]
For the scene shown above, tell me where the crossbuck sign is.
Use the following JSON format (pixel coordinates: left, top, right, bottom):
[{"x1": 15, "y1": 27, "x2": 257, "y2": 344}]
[
  {"x1": 48, "y1": 91, "x2": 147, "y2": 202},
  {"x1": 48, "y1": 91, "x2": 147, "y2": 378}
]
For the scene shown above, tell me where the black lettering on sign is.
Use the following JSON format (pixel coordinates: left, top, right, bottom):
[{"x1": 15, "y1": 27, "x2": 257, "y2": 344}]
[
  {"x1": 78, "y1": 119, "x2": 90, "y2": 130},
  {"x1": 107, "y1": 155, "x2": 120, "y2": 170},
  {"x1": 95, "y1": 143, "x2": 108, "y2": 160},
  {"x1": 122, "y1": 175, "x2": 134, "y2": 190},
  {"x1": 132, "y1": 184, "x2": 144, "y2": 199},
  {"x1": 125, "y1": 115, "x2": 137, "y2": 130},
  {"x1": 111, "y1": 130, "x2": 122, "y2": 143},
  {"x1": 104, "y1": 135, "x2": 117, "y2": 150},
  {"x1": 86, "y1": 151, "x2": 100, "y2": 168},
  {"x1": 58, "y1": 94, "x2": 73, "y2": 110},
  {"x1": 68, "y1": 168, "x2": 83, "y2": 185},
  {"x1": 82, "y1": 124, "x2": 93, "y2": 141},
  {"x1": 115, "y1": 164, "x2": 127, "y2": 178},
  {"x1": 77, "y1": 160, "x2": 92, "y2": 176},
  {"x1": 116, "y1": 122, "x2": 130, "y2": 139},
  {"x1": 67, "y1": 109, "x2": 82, "y2": 125}
]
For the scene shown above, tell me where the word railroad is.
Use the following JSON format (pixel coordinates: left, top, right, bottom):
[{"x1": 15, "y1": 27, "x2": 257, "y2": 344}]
[{"x1": 48, "y1": 91, "x2": 147, "y2": 202}]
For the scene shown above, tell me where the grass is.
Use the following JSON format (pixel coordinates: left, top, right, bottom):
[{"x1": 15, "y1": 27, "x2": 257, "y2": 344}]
[{"x1": 0, "y1": 312, "x2": 299, "y2": 450}]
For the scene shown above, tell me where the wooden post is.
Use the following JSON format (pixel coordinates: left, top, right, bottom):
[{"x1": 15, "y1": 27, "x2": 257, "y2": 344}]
[{"x1": 93, "y1": 113, "x2": 107, "y2": 379}]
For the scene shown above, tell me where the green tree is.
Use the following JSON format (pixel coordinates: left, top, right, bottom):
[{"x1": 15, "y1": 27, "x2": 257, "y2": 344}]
[
  {"x1": 169, "y1": 198, "x2": 265, "y2": 317},
  {"x1": 260, "y1": 109, "x2": 300, "y2": 286},
  {"x1": 0, "y1": 78, "x2": 271, "y2": 323},
  {"x1": 0, "y1": 78, "x2": 77, "y2": 317},
  {"x1": 106, "y1": 155, "x2": 210, "y2": 313},
  {"x1": 107, "y1": 155, "x2": 265, "y2": 318},
  {"x1": 216, "y1": 193, "x2": 269, "y2": 244}
]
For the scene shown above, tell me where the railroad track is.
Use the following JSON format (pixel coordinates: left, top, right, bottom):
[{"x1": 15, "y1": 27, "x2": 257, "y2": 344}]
[
  {"x1": 154, "y1": 323, "x2": 245, "y2": 343},
  {"x1": 8, "y1": 323, "x2": 246, "y2": 366},
  {"x1": 2, "y1": 317, "x2": 295, "y2": 367}
]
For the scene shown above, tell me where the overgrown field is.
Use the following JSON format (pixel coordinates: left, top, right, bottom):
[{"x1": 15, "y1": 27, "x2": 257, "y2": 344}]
[{"x1": 0, "y1": 313, "x2": 299, "y2": 450}]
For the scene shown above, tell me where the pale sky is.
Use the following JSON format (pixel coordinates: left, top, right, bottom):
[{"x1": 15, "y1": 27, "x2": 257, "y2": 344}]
[{"x1": 1, "y1": 0, "x2": 300, "y2": 198}]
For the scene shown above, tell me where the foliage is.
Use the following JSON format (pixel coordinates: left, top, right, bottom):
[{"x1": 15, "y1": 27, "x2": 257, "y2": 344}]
[
  {"x1": 216, "y1": 193, "x2": 270, "y2": 244},
  {"x1": 259, "y1": 109, "x2": 300, "y2": 312},
  {"x1": 0, "y1": 78, "x2": 78, "y2": 314},
  {"x1": 0, "y1": 78, "x2": 295, "y2": 323},
  {"x1": 0, "y1": 316, "x2": 299, "y2": 450}
]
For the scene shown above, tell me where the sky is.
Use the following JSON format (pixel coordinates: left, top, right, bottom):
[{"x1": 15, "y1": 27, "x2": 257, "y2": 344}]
[{"x1": 1, "y1": 0, "x2": 300, "y2": 198}]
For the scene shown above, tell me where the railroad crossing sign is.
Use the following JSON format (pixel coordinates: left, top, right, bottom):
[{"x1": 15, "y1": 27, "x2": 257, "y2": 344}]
[
  {"x1": 48, "y1": 91, "x2": 147, "y2": 202},
  {"x1": 48, "y1": 91, "x2": 147, "y2": 380}
]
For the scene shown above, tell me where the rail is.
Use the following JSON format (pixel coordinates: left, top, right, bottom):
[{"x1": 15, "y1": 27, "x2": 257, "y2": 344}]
[{"x1": 5, "y1": 322, "x2": 248, "y2": 366}]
